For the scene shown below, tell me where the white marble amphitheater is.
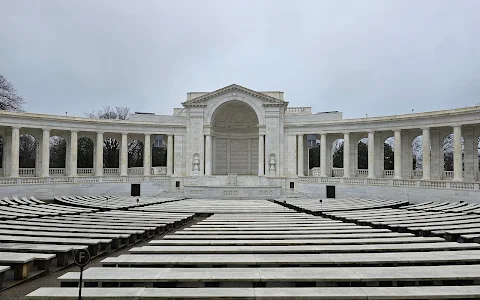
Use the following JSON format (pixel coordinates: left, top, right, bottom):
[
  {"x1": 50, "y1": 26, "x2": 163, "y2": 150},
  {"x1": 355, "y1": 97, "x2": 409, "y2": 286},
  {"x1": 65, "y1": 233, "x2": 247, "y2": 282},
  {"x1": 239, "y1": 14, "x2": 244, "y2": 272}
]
[
  {"x1": 3, "y1": 84, "x2": 480, "y2": 299},
  {"x1": 0, "y1": 83, "x2": 478, "y2": 202}
]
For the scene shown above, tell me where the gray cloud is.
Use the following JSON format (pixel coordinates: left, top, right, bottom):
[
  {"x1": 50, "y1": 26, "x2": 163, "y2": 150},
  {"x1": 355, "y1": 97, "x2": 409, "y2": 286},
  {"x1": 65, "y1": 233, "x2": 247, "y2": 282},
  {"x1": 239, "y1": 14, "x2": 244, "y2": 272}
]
[{"x1": 0, "y1": 0, "x2": 479, "y2": 118}]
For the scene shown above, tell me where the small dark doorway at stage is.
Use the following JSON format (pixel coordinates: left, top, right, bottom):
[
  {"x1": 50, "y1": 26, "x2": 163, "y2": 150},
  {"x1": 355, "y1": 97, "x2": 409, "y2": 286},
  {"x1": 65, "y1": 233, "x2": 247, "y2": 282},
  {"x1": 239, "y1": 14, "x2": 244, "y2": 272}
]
[
  {"x1": 326, "y1": 185, "x2": 335, "y2": 198},
  {"x1": 131, "y1": 184, "x2": 140, "y2": 196}
]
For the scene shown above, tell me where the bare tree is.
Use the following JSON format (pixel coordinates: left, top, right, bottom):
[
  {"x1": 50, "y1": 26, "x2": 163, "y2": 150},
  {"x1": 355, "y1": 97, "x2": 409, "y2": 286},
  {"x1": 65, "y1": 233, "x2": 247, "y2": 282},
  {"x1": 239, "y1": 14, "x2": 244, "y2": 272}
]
[
  {"x1": 83, "y1": 106, "x2": 131, "y2": 168},
  {"x1": 85, "y1": 106, "x2": 130, "y2": 120},
  {"x1": 0, "y1": 75, "x2": 25, "y2": 111}
]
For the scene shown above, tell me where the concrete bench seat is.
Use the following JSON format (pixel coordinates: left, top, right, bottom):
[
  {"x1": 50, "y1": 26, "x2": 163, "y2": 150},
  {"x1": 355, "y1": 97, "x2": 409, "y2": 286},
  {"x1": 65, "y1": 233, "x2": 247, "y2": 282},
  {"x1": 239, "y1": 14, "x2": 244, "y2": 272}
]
[
  {"x1": 0, "y1": 252, "x2": 55, "y2": 280},
  {"x1": 0, "y1": 243, "x2": 88, "y2": 267},
  {"x1": 408, "y1": 221, "x2": 480, "y2": 232},
  {"x1": 0, "y1": 265, "x2": 10, "y2": 289},
  {"x1": 149, "y1": 236, "x2": 445, "y2": 246},
  {"x1": 9, "y1": 218, "x2": 158, "y2": 232},
  {"x1": 175, "y1": 229, "x2": 392, "y2": 235},
  {"x1": 0, "y1": 235, "x2": 111, "y2": 256},
  {"x1": 27, "y1": 285, "x2": 480, "y2": 299},
  {"x1": 57, "y1": 265, "x2": 480, "y2": 287},
  {"x1": 101, "y1": 250, "x2": 480, "y2": 267},
  {"x1": 131, "y1": 242, "x2": 480, "y2": 254},
  {"x1": 0, "y1": 223, "x2": 142, "y2": 236},
  {"x1": 164, "y1": 232, "x2": 414, "y2": 240},
  {"x1": 29, "y1": 197, "x2": 45, "y2": 204}
]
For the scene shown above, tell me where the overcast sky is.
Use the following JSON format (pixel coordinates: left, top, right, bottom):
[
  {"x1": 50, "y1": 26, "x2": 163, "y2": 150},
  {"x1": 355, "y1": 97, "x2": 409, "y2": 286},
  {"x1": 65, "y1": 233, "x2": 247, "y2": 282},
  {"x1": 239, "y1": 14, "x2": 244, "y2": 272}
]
[{"x1": 1, "y1": 0, "x2": 479, "y2": 119}]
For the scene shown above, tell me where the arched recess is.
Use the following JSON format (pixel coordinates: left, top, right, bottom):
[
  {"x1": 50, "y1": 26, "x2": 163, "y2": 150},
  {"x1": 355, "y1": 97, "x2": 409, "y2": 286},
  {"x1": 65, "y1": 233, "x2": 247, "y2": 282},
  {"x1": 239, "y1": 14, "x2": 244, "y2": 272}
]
[
  {"x1": 152, "y1": 135, "x2": 167, "y2": 167},
  {"x1": 443, "y1": 133, "x2": 464, "y2": 173},
  {"x1": 384, "y1": 137, "x2": 394, "y2": 171},
  {"x1": 128, "y1": 140, "x2": 144, "y2": 168},
  {"x1": 19, "y1": 134, "x2": 36, "y2": 168},
  {"x1": 77, "y1": 137, "x2": 94, "y2": 168},
  {"x1": 49, "y1": 136, "x2": 66, "y2": 168},
  {"x1": 103, "y1": 138, "x2": 119, "y2": 168},
  {"x1": 357, "y1": 138, "x2": 368, "y2": 170},
  {"x1": 211, "y1": 100, "x2": 259, "y2": 175}
]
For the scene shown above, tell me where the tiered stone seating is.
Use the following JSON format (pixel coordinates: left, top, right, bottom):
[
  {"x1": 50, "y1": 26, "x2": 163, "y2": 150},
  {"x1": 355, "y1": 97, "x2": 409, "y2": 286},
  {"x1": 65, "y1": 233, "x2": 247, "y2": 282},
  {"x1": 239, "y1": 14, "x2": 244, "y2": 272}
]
[
  {"x1": 324, "y1": 205, "x2": 480, "y2": 243},
  {"x1": 275, "y1": 198, "x2": 408, "y2": 214},
  {"x1": 26, "y1": 200, "x2": 480, "y2": 299},
  {"x1": 55, "y1": 195, "x2": 182, "y2": 209},
  {"x1": 130, "y1": 199, "x2": 290, "y2": 213},
  {"x1": 0, "y1": 197, "x2": 194, "y2": 290}
]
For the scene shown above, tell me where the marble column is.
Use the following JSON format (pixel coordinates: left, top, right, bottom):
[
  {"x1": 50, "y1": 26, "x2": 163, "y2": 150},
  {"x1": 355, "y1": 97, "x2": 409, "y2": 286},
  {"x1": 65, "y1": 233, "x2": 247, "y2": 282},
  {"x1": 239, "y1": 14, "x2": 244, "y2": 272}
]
[
  {"x1": 41, "y1": 129, "x2": 50, "y2": 177},
  {"x1": 394, "y1": 130, "x2": 402, "y2": 179},
  {"x1": 120, "y1": 133, "x2": 128, "y2": 176},
  {"x1": 343, "y1": 133, "x2": 350, "y2": 178},
  {"x1": 95, "y1": 132, "x2": 103, "y2": 176},
  {"x1": 205, "y1": 134, "x2": 212, "y2": 176},
  {"x1": 297, "y1": 134, "x2": 304, "y2": 176},
  {"x1": 422, "y1": 128, "x2": 431, "y2": 180},
  {"x1": 453, "y1": 125, "x2": 463, "y2": 181},
  {"x1": 10, "y1": 127, "x2": 20, "y2": 178},
  {"x1": 69, "y1": 131, "x2": 78, "y2": 177},
  {"x1": 258, "y1": 134, "x2": 265, "y2": 175},
  {"x1": 368, "y1": 131, "x2": 375, "y2": 178},
  {"x1": 167, "y1": 135, "x2": 173, "y2": 175},
  {"x1": 320, "y1": 133, "x2": 327, "y2": 177},
  {"x1": 143, "y1": 134, "x2": 151, "y2": 176}
]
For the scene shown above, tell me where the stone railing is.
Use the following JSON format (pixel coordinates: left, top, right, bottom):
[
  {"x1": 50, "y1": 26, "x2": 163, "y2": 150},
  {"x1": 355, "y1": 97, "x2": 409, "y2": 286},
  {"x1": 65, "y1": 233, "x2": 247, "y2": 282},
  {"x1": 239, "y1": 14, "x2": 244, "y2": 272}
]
[
  {"x1": 49, "y1": 168, "x2": 66, "y2": 176},
  {"x1": 77, "y1": 168, "x2": 93, "y2": 176},
  {"x1": 104, "y1": 168, "x2": 119, "y2": 175},
  {"x1": 443, "y1": 171, "x2": 454, "y2": 179},
  {"x1": 332, "y1": 168, "x2": 344, "y2": 177},
  {"x1": 0, "y1": 175, "x2": 170, "y2": 185},
  {"x1": 0, "y1": 168, "x2": 3, "y2": 176},
  {"x1": 356, "y1": 169, "x2": 368, "y2": 177},
  {"x1": 411, "y1": 170, "x2": 423, "y2": 179},
  {"x1": 19, "y1": 168, "x2": 35, "y2": 177},
  {"x1": 309, "y1": 167, "x2": 321, "y2": 177},
  {"x1": 285, "y1": 107, "x2": 311, "y2": 115},
  {"x1": 151, "y1": 166, "x2": 167, "y2": 175},
  {"x1": 383, "y1": 170, "x2": 394, "y2": 178},
  {"x1": 128, "y1": 167, "x2": 144, "y2": 175},
  {"x1": 299, "y1": 177, "x2": 480, "y2": 190}
]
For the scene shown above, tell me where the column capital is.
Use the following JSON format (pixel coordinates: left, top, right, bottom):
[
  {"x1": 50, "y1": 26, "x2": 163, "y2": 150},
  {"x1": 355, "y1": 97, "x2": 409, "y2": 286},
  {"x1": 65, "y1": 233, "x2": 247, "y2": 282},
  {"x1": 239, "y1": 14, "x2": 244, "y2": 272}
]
[
  {"x1": 42, "y1": 128, "x2": 50, "y2": 132},
  {"x1": 96, "y1": 131, "x2": 104, "y2": 135},
  {"x1": 342, "y1": 132, "x2": 350, "y2": 135},
  {"x1": 70, "y1": 130, "x2": 78, "y2": 133},
  {"x1": 11, "y1": 126, "x2": 21, "y2": 130}
]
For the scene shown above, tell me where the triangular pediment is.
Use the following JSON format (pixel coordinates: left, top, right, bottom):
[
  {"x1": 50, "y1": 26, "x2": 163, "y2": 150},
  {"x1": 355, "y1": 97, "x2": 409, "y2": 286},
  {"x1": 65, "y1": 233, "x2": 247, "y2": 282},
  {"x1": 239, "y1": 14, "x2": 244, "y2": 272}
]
[{"x1": 182, "y1": 84, "x2": 286, "y2": 107}]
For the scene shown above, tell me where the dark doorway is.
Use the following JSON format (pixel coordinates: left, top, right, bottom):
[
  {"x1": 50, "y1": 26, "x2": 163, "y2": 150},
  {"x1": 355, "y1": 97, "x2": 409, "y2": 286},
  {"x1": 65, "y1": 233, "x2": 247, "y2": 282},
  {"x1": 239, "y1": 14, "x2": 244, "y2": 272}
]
[
  {"x1": 326, "y1": 185, "x2": 335, "y2": 198},
  {"x1": 289, "y1": 182, "x2": 295, "y2": 189},
  {"x1": 175, "y1": 181, "x2": 180, "y2": 188},
  {"x1": 131, "y1": 184, "x2": 140, "y2": 196}
]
